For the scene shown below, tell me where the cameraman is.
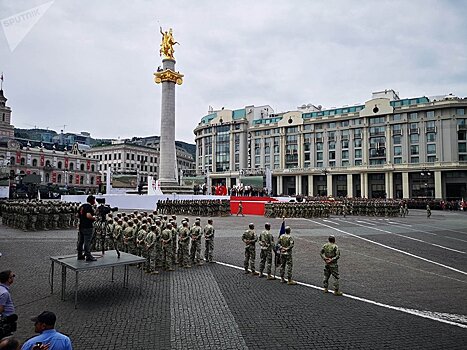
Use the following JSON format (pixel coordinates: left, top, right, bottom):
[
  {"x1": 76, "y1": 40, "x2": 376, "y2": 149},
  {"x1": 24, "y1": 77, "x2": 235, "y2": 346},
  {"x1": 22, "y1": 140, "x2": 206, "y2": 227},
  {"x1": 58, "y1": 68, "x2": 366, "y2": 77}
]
[
  {"x1": 0, "y1": 270, "x2": 17, "y2": 340},
  {"x1": 77, "y1": 195, "x2": 97, "y2": 262}
]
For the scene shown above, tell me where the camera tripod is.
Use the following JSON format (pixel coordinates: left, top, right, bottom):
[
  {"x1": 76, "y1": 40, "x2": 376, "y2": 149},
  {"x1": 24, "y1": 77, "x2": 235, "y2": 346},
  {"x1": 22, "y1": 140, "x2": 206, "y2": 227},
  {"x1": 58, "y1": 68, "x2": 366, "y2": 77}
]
[{"x1": 91, "y1": 217, "x2": 121, "y2": 258}]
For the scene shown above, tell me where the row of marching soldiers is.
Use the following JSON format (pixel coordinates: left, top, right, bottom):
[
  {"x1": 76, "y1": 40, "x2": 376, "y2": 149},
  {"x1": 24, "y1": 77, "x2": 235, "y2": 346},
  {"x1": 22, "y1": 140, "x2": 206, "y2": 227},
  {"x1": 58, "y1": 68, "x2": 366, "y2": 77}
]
[{"x1": 93, "y1": 211, "x2": 214, "y2": 274}]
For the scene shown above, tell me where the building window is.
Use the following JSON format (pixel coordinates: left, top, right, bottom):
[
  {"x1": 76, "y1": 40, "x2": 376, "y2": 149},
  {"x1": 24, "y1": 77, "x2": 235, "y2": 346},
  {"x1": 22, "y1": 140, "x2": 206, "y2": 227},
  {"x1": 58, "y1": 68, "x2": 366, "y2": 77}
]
[
  {"x1": 355, "y1": 159, "x2": 362, "y2": 166},
  {"x1": 394, "y1": 146, "x2": 402, "y2": 156},
  {"x1": 328, "y1": 141, "x2": 335, "y2": 150},
  {"x1": 57, "y1": 174, "x2": 62, "y2": 183},
  {"x1": 316, "y1": 152, "x2": 323, "y2": 161},
  {"x1": 457, "y1": 108, "x2": 465, "y2": 116},
  {"x1": 32, "y1": 159, "x2": 38, "y2": 166},
  {"x1": 316, "y1": 142, "x2": 323, "y2": 151},
  {"x1": 459, "y1": 143, "x2": 467, "y2": 153},
  {"x1": 394, "y1": 157, "x2": 402, "y2": 164},
  {"x1": 426, "y1": 110, "x2": 435, "y2": 119},
  {"x1": 57, "y1": 161, "x2": 62, "y2": 169},
  {"x1": 329, "y1": 151, "x2": 336, "y2": 160},
  {"x1": 410, "y1": 145, "x2": 419, "y2": 155},
  {"x1": 355, "y1": 149, "x2": 362, "y2": 158},
  {"x1": 393, "y1": 135, "x2": 401, "y2": 145},
  {"x1": 410, "y1": 134, "x2": 419, "y2": 143},
  {"x1": 369, "y1": 116, "x2": 385, "y2": 125},
  {"x1": 342, "y1": 150, "x2": 349, "y2": 159},
  {"x1": 427, "y1": 144, "x2": 436, "y2": 154},
  {"x1": 392, "y1": 114, "x2": 401, "y2": 121},
  {"x1": 408, "y1": 112, "x2": 418, "y2": 120},
  {"x1": 410, "y1": 157, "x2": 419, "y2": 163},
  {"x1": 427, "y1": 156, "x2": 436, "y2": 163},
  {"x1": 427, "y1": 132, "x2": 436, "y2": 142},
  {"x1": 341, "y1": 120, "x2": 349, "y2": 127},
  {"x1": 354, "y1": 139, "x2": 362, "y2": 148}
]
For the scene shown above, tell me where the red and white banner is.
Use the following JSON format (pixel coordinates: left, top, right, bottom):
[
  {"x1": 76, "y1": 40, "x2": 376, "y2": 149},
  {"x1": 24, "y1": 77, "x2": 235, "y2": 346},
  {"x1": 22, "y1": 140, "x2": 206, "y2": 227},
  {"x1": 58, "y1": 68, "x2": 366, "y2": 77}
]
[
  {"x1": 52, "y1": 172, "x2": 56, "y2": 183},
  {"x1": 86, "y1": 160, "x2": 90, "y2": 170},
  {"x1": 16, "y1": 151, "x2": 21, "y2": 164},
  {"x1": 40, "y1": 154, "x2": 45, "y2": 166},
  {"x1": 64, "y1": 157, "x2": 69, "y2": 169},
  {"x1": 75, "y1": 174, "x2": 80, "y2": 184}
]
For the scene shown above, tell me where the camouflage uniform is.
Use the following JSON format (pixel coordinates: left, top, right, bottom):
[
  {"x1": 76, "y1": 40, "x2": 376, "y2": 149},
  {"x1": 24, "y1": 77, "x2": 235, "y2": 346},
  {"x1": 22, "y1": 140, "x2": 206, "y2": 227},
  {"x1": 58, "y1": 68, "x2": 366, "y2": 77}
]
[
  {"x1": 204, "y1": 220, "x2": 215, "y2": 263},
  {"x1": 178, "y1": 221, "x2": 191, "y2": 267},
  {"x1": 259, "y1": 225, "x2": 274, "y2": 278},
  {"x1": 242, "y1": 224, "x2": 258, "y2": 275},
  {"x1": 278, "y1": 227, "x2": 296, "y2": 284},
  {"x1": 161, "y1": 223, "x2": 174, "y2": 271},
  {"x1": 190, "y1": 222, "x2": 203, "y2": 265},
  {"x1": 320, "y1": 236, "x2": 342, "y2": 295}
]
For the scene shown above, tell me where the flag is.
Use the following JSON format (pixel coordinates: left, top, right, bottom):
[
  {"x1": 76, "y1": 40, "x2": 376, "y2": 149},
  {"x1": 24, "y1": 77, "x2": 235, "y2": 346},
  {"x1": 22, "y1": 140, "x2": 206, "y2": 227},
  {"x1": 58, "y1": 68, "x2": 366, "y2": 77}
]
[
  {"x1": 278, "y1": 218, "x2": 286, "y2": 238},
  {"x1": 0, "y1": 73, "x2": 3, "y2": 81}
]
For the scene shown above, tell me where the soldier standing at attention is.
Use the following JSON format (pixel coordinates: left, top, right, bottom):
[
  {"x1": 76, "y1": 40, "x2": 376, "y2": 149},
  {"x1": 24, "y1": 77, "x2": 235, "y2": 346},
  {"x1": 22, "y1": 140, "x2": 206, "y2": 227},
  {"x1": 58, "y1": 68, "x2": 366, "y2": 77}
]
[
  {"x1": 204, "y1": 219, "x2": 215, "y2": 263},
  {"x1": 259, "y1": 223, "x2": 274, "y2": 279},
  {"x1": 320, "y1": 235, "x2": 343, "y2": 296},
  {"x1": 242, "y1": 223, "x2": 259, "y2": 275},
  {"x1": 178, "y1": 220, "x2": 191, "y2": 268},
  {"x1": 190, "y1": 220, "x2": 203, "y2": 265},
  {"x1": 278, "y1": 226, "x2": 296, "y2": 285},
  {"x1": 426, "y1": 204, "x2": 432, "y2": 218},
  {"x1": 237, "y1": 201, "x2": 244, "y2": 217},
  {"x1": 161, "y1": 222, "x2": 174, "y2": 271}
]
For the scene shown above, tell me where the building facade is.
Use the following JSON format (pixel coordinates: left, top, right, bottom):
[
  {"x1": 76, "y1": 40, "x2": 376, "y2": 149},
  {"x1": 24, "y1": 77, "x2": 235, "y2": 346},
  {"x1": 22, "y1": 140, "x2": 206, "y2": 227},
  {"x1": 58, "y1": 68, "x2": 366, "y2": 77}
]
[
  {"x1": 0, "y1": 88, "x2": 99, "y2": 195},
  {"x1": 86, "y1": 140, "x2": 195, "y2": 185},
  {"x1": 194, "y1": 90, "x2": 467, "y2": 200}
]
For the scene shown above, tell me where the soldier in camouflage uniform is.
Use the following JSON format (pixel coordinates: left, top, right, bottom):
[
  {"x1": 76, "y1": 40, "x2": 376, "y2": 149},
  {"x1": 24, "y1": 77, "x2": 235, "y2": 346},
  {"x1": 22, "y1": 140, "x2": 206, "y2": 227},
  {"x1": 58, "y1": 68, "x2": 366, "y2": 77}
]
[
  {"x1": 320, "y1": 235, "x2": 343, "y2": 296},
  {"x1": 190, "y1": 220, "x2": 203, "y2": 265},
  {"x1": 178, "y1": 220, "x2": 191, "y2": 268},
  {"x1": 278, "y1": 226, "x2": 296, "y2": 285},
  {"x1": 259, "y1": 222, "x2": 274, "y2": 280},
  {"x1": 204, "y1": 219, "x2": 215, "y2": 263},
  {"x1": 161, "y1": 222, "x2": 174, "y2": 271},
  {"x1": 242, "y1": 223, "x2": 259, "y2": 275}
]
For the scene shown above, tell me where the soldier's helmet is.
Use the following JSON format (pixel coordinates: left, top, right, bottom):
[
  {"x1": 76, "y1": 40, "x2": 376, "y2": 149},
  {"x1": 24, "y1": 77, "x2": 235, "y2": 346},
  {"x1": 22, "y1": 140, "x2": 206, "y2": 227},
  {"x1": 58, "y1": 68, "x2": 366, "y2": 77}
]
[
  {"x1": 285, "y1": 226, "x2": 291, "y2": 234},
  {"x1": 195, "y1": 220, "x2": 200, "y2": 226},
  {"x1": 249, "y1": 223, "x2": 254, "y2": 229},
  {"x1": 328, "y1": 235, "x2": 335, "y2": 243},
  {"x1": 166, "y1": 223, "x2": 172, "y2": 228},
  {"x1": 265, "y1": 222, "x2": 270, "y2": 230}
]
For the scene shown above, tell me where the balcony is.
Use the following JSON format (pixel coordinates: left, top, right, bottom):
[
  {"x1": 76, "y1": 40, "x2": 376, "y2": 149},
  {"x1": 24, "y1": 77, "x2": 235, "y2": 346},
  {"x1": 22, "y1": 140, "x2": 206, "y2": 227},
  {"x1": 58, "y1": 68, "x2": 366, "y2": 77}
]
[
  {"x1": 409, "y1": 128, "x2": 420, "y2": 134},
  {"x1": 426, "y1": 126, "x2": 437, "y2": 133},
  {"x1": 392, "y1": 129, "x2": 402, "y2": 135},
  {"x1": 369, "y1": 131, "x2": 385, "y2": 137}
]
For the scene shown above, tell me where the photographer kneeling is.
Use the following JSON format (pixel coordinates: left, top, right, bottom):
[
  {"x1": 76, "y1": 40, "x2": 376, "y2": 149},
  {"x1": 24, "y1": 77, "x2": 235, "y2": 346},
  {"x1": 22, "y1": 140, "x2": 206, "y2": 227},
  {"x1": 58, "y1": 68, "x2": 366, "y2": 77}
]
[{"x1": 77, "y1": 195, "x2": 97, "y2": 262}]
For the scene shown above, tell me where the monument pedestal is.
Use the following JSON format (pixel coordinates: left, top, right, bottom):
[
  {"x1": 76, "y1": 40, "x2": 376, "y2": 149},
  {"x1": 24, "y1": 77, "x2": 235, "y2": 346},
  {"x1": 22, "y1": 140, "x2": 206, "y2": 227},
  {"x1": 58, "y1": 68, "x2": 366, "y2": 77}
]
[{"x1": 158, "y1": 180, "x2": 193, "y2": 195}]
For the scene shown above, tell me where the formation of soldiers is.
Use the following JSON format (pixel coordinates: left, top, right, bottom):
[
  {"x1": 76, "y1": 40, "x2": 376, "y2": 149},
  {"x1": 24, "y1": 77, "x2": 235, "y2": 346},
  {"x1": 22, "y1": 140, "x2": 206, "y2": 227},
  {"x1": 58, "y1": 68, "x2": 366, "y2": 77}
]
[
  {"x1": 242, "y1": 221, "x2": 343, "y2": 295},
  {"x1": 0, "y1": 199, "x2": 79, "y2": 231},
  {"x1": 265, "y1": 199, "x2": 401, "y2": 218},
  {"x1": 93, "y1": 210, "x2": 215, "y2": 275},
  {"x1": 156, "y1": 199, "x2": 231, "y2": 217}
]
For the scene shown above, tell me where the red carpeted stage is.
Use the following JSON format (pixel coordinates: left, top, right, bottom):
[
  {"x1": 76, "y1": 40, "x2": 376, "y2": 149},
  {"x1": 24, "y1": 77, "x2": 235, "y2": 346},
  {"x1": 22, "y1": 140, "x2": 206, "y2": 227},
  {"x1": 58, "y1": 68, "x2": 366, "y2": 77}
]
[{"x1": 229, "y1": 196, "x2": 278, "y2": 215}]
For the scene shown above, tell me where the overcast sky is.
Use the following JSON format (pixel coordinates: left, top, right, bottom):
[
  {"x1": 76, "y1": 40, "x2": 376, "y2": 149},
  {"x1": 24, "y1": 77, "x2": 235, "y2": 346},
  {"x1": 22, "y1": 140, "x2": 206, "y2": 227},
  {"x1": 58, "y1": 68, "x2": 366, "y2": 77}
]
[{"x1": 1, "y1": 0, "x2": 466, "y2": 143}]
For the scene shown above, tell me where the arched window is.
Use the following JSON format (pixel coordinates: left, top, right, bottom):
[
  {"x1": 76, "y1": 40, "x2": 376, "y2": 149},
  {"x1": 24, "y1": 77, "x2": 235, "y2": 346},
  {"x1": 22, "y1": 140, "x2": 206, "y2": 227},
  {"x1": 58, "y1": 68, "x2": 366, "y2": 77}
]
[
  {"x1": 69, "y1": 163, "x2": 74, "y2": 170},
  {"x1": 80, "y1": 176, "x2": 84, "y2": 184},
  {"x1": 90, "y1": 176, "x2": 94, "y2": 185},
  {"x1": 57, "y1": 161, "x2": 62, "y2": 169},
  {"x1": 69, "y1": 174, "x2": 73, "y2": 184},
  {"x1": 32, "y1": 171, "x2": 37, "y2": 175},
  {"x1": 57, "y1": 174, "x2": 62, "y2": 183},
  {"x1": 45, "y1": 160, "x2": 51, "y2": 167},
  {"x1": 9, "y1": 156, "x2": 15, "y2": 165},
  {"x1": 32, "y1": 159, "x2": 38, "y2": 166},
  {"x1": 20, "y1": 157, "x2": 26, "y2": 166},
  {"x1": 45, "y1": 173, "x2": 50, "y2": 182},
  {"x1": 80, "y1": 163, "x2": 85, "y2": 171},
  {"x1": 91, "y1": 164, "x2": 95, "y2": 172}
]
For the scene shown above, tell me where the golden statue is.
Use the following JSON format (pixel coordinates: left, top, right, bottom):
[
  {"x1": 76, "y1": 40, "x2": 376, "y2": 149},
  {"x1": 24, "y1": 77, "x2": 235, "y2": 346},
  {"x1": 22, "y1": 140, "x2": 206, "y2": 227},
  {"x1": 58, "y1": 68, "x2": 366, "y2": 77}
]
[{"x1": 159, "y1": 26, "x2": 179, "y2": 60}]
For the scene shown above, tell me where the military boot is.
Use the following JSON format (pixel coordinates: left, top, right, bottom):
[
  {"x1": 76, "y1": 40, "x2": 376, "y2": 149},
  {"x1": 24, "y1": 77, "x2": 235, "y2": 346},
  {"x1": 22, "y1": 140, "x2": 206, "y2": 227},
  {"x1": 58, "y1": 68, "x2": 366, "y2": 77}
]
[
  {"x1": 323, "y1": 288, "x2": 328, "y2": 293},
  {"x1": 280, "y1": 277, "x2": 286, "y2": 283},
  {"x1": 334, "y1": 290, "x2": 343, "y2": 296},
  {"x1": 287, "y1": 279, "x2": 297, "y2": 285},
  {"x1": 258, "y1": 271, "x2": 264, "y2": 278},
  {"x1": 267, "y1": 275, "x2": 275, "y2": 280},
  {"x1": 251, "y1": 271, "x2": 259, "y2": 276}
]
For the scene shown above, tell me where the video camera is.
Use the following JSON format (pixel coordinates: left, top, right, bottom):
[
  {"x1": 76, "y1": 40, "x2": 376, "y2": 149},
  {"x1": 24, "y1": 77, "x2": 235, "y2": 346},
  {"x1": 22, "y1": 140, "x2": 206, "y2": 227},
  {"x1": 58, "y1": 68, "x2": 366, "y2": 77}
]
[
  {"x1": 0, "y1": 314, "x2": 17, "y2": 340},
  {"x1": 95, "y1": 198, "x2": 118, "y2": 220}
]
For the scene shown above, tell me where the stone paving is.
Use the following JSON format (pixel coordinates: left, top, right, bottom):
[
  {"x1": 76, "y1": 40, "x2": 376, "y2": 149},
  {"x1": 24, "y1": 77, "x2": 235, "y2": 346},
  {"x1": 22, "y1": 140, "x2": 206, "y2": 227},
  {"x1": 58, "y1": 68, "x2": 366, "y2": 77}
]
[{"x1": 1, "y1": 209, "x2": 466, "y2": 349}]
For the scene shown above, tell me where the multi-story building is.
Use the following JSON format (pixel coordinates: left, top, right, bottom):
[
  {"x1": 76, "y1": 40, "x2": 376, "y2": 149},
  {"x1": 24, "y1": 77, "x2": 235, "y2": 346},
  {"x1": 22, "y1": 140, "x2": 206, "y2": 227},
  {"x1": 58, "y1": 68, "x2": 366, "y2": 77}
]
[
  {"x1": 0, "y1": 88, "x2": 100, "y2": 194},
  {"x1": 86, "y1": 140, "x2": 195, "y2": 185},
  {"x1": 194, "y1": 90, "x2": 467, "y2": 200}
]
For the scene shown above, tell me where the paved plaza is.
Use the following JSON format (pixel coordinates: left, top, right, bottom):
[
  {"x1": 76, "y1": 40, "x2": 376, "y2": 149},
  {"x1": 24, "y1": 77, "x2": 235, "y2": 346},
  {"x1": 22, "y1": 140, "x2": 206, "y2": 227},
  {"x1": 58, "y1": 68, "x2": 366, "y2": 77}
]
[{"x1": 1, "y1": 209, "x2": 467, "y2": 349}]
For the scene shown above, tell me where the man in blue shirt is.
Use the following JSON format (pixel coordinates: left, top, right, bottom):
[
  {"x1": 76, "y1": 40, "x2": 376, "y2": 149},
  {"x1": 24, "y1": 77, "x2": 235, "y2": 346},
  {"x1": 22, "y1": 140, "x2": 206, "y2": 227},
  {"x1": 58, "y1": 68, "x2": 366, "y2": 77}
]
[
  {"x1": 21, "y1": 312, "x2": 72, "y2": 350},
  {"x1": 0, "y1": 270, "x2": 15, "y2": 317}
]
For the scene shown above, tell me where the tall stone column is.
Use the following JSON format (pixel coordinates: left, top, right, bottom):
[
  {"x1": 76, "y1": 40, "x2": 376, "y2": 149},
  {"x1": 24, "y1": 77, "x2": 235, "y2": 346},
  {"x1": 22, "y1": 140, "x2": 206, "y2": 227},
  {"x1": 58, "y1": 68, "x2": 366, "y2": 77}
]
[
  {"x1": 154, "y1": 48, "x2": 188, "y2": 193},
  {"x1": 155, "y1": 59, "x2": 183, "y2": 184}
]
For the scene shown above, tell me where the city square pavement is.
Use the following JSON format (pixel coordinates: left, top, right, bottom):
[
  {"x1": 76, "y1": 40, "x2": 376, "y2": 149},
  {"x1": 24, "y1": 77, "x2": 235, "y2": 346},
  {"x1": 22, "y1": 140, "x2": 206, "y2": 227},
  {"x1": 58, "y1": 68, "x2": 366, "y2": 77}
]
[{"x1": 1, "y1": 209, "x2": 467, "y2": 349}]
